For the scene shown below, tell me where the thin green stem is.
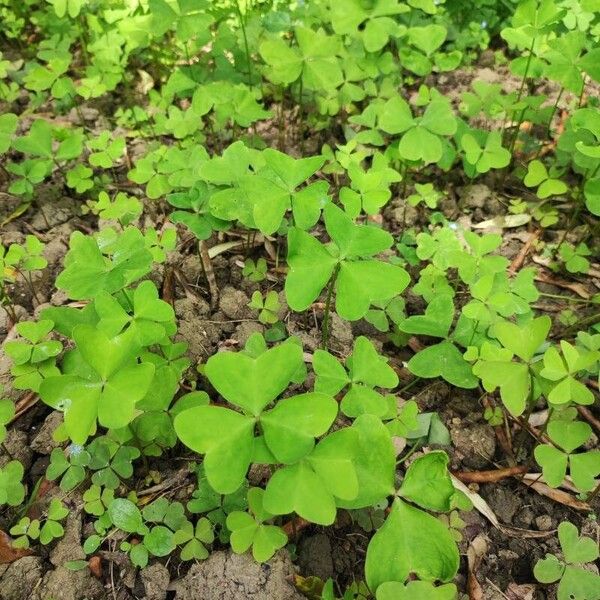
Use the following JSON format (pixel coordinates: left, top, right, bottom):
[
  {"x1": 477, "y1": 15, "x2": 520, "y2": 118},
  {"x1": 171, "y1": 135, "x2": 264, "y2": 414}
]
[
  {"x1": 396, "y1": 442, "x2": 421, "y2": 466},
  {"x1": 321, "y1": 264, "x2": 341, "y2": 349},
  {"x1": 235, "y1": 0, "x2": 254, "y2": 88},
  {"x1": 578, "y1": 75, "x2": 587, "y2": 108},
  {"x1": 545, "y1": 86, "x2": 563, "y2": 141},
  {"x1": 78, "y1": 14, "x2": 89, "y2": 67},
  {"x1": 400, "y1": 163, "x2": 410, "y2": 232},
  {"x1": 516, "y1": 36, "x2": 536, "y2": 104},
  {"x1": 587, "y1": 480, "x2": 600, "y2": 502},
  {"x1": 538, "y1": 292, "x2": 591, "y2": 304},
  {"x1": 506, "y1": 35, "x2": 537, "y2": 162},
  {"x1": 397, "y1": 377, "x2": 420, "y2": 395},
  {"x1": 562, "y1": 312, "x2": 600, "y2": 334},
  {"x1": 14, "y1": 266, "x2": 41, "y2": 305},
  {"x1": 557, "y1": 172, "x2": 589, "y2": 248},
  {"x1": 514, "y1": 370, "x2": 536, "y2": 459},
  {"x1": 297, "y1": 76, "x2": 304, "y2": 154}
]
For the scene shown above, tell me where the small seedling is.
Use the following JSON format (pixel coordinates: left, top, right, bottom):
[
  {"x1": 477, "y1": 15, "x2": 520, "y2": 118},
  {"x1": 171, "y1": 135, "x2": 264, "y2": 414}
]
[
  {"x1": 0, "y1": 385, "x2": 14, "y2": 443},
  {"x1": 473, "y1": 316, "x2": 551, "y2": 416},
  {"x1": 0, "y1": 460, "x2": 25, "y2": 506},
  {"x1": 10, "y1": 498, "x2": 69, "y2": 547},
  {"x1": 534, "y1": 522, "x2": 600, "y2": 600},
  {"x1": 285, "y1": 203, "x2": 410, "y2": 329},
  {"x1": 226, "y1": 488, "x2": 287, "y2": 562},
  {"x1": 534, "y1": 418, "x2": 600, "y2": 492},
  {"x1": 242, "y1": 258, "x2": 268, "y2": 282},
  {"x1": 248, "y1": 290, "x2": 280, "y2": 324},
  {"x1": 407, "y1": 183, "x2": 442, "y2": 209},
  {"x1": 524, "y1": 160, "x2": 567, "y2": 198},
  {"x1": 558, "y1": 242, "x2": 591, "y2": 274}
]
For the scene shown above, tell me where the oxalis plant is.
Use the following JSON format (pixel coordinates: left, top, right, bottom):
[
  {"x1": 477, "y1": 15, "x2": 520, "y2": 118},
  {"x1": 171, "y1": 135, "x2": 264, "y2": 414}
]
[
  {"x1": 175, "y1": 332, "x2": 462, "y2": 588},
  {"x1": 2, "y1": 0, "x2": 600, "y2": 598},
  {"x1": 285, "y1": 203, "x2": 410, "y2": 345}
]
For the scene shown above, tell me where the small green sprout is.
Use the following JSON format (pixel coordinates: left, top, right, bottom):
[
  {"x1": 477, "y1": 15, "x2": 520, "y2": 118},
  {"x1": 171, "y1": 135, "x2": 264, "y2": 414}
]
[
  {"x1": 242, "y1": 258, "x2": 268, "y2": 282},
  {"x1": 248, "y1": 290, "x2": 280, "y2": 324},
  {"x1": 534, "y1": 522, "x2": 600, "y2": 600}
]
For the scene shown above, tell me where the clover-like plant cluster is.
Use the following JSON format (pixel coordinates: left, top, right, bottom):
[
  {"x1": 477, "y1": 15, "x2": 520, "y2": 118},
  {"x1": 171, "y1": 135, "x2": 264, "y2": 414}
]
[{"x1": 1, "y1": 1, "x2": 599, "y2": 599}]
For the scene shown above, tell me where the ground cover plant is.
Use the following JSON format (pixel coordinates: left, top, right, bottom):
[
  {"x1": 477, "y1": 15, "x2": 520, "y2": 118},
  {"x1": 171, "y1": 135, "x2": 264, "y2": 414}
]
[{"x1": 0, "y1": 1, "x2": 600, "y2": 599}]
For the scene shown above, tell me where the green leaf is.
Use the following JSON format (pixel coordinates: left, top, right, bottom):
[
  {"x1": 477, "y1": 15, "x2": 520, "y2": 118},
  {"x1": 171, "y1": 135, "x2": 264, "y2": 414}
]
[
  {"x1": 569, "y1": 451, "x2": 600, "y2": 492},
  {"x1": 347, "y1": 336, "x2": 398, "y2": 388},
  {"x1": 534, "y1": 554, "x2": 565, "y2": 583},
  {"x1": 584, "y1": 177, "x2": 600, "y2": 216},
  {"x1": 337, "y1": 414, "x2": 395, "y2": 509},
  {"x1": 378, "y1": 95, "x2": 414, "y2": 135},
  {"x1": 307, "y1": 428, "x2": 359, "y2": 501},
  {"x1": 0, "y1": 113, "x2": 18, "y2": 155},
  {"x1": 264, "y1": 429, "x2": 358, "y2": 525},
  {"x1": 524, "y1": 160, "x2": 548, "y2": 187},
  {"x1": 313, "y1": 350, "x2": 350, "y2": 395},
  {"x1": 56, "y1": 229, "x2": 152, "y2": 301},
  {"x1": 263, "y1": 461, "x2": 337, "y2": 525},
  {"x1": 341, "y1": 385, "x2": 388, "y2": 417},
  {"x1": 13, "y1": 120, "x2": 53, "y2": 158},
  {"x1": 420, "y1": 97, "x2": 457, "y2": 136},
  {"x1": 0, "y1": 460, "x2": 25, "y2": 506},
  {"x1": 261, "y1": 393, "x2": 338, "y2": 464},
  {"x1": 408, "y1": 341, "x2": 478, "y2": 389},
  {"x1": 144, "y1": 525, "x2": 174, "y2": 557},
  {"x1": 295, "y1": 27, "x2": 343, "y2": 92},
  {"x1": 40, "y1": 520, "x2": 64, "y2": 545},
  {"x1": 227, "y1": 490, "x2": 287, "y2": 562},
  {"x1": 399, "y1": 295, "x2": 454, "y2": 338},
  {"x1": 398, "y1": 125, "x2": 443, "y2": 164},
  {"x1": 377, "y1": 581, "x2": 457, "y2": 600},
  {"x1": 174, "y1": 406, "x2": 254, "y2": 494},
  {"x1": 559, "y1": 521, "x2": 599, "y2": 564},
  {"x1": 285, "y1": 228, "x2": 337, "y2": 312},
  {"x1": 251, "y1": 523, "x2": 287, "y2": 562},
  {"x1": 108, "y1": 499, "x2": 145, "y2": 534},
  {"x1": 493, "y1": 316, "x2": 551, "y2": 362},
  {"x1": 204, "y1": 341, "x2": 304, "y2": 416},
  {"x1": 408, "y1": 24, "x2": 447, "y2": 56},
  {"x1": 558, "y1": 565, "x2": 600, "y2": 600},
  {"x1": 474, "y1": 359, "x2": 530, "y2": 416},
  {"x1": 324, "y1": 203, "x2": 393, "y2": 258},
  {"x1": 461, "y1": 131, "x2": 511, "y2": 173},
  {"x1": 129, "y1": 542, "x2": 149, "y2": 568},
  {"x1": 262, "y1": 149, "x2": 324, "y2": 192},
  {"x1": 98, "y1": 362, "x2": 155, "y2": 430},
  {"x1": 227, "y1": 511, "x2": 257, "y2": 554},
  {"x1": 134, "y1": 280, "x2": 174, "y2": 322},
  {"x1": 365, "y1": 499, "x2": 459, "y2": 592},
  {"x1": 336, "y1": 260, "x2": 410, "y2": 321},
  {"x1": 398, "y1": 452, "x2": 455, "y2": 512},
  {"x1": 534, "y1": 444, "x2": 568, "y2": 487},
  {"x1": 548, "y1": 420, "x2": 591, "y2": 454},
  {"x1": 259, "y1": 38, "x2": 302, "y2": 85},
  {"x1": 524, "y1": 160, "x2": 567, "y2": 198}
]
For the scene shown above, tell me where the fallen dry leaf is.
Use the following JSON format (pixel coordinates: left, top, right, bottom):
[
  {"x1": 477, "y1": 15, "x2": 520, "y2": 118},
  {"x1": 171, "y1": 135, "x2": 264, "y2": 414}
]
[
  {"x1": 473, "y1": 214, "x2": 531, "y2": 230},
  {"x1": 508, "y1": 230, "x2": 540, "y2": 274},
  {"x1": 520, "y1": 477, "x2": 591, "y2": 511},
  {"x1": 9, "y1": 391, "x2": 39, "y2": 424},
  {"x1": 451, "y1": 476, "x2": 552, "y2": 539},
  {"x1": 89, "y1": 555, "x2": 102, "y2": 578},
  {"x1": 0, "y1": 530, "x2": 33, "y2": 564},
  {"x1": 534, "y1": 268, "x2": 591, "y2": 299},
  {"x1": 506, "y1": 583, "x2": 535, "y2": 600},
  {"x1": 453, "y1": 465, "x2": 528, "y2": 483},
  {"x1": 282, "y1": 516, "x2": 311, "y2": 537},
  {"x1": 467, "y1": 534, "x2": 487, "y2": 600}
]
